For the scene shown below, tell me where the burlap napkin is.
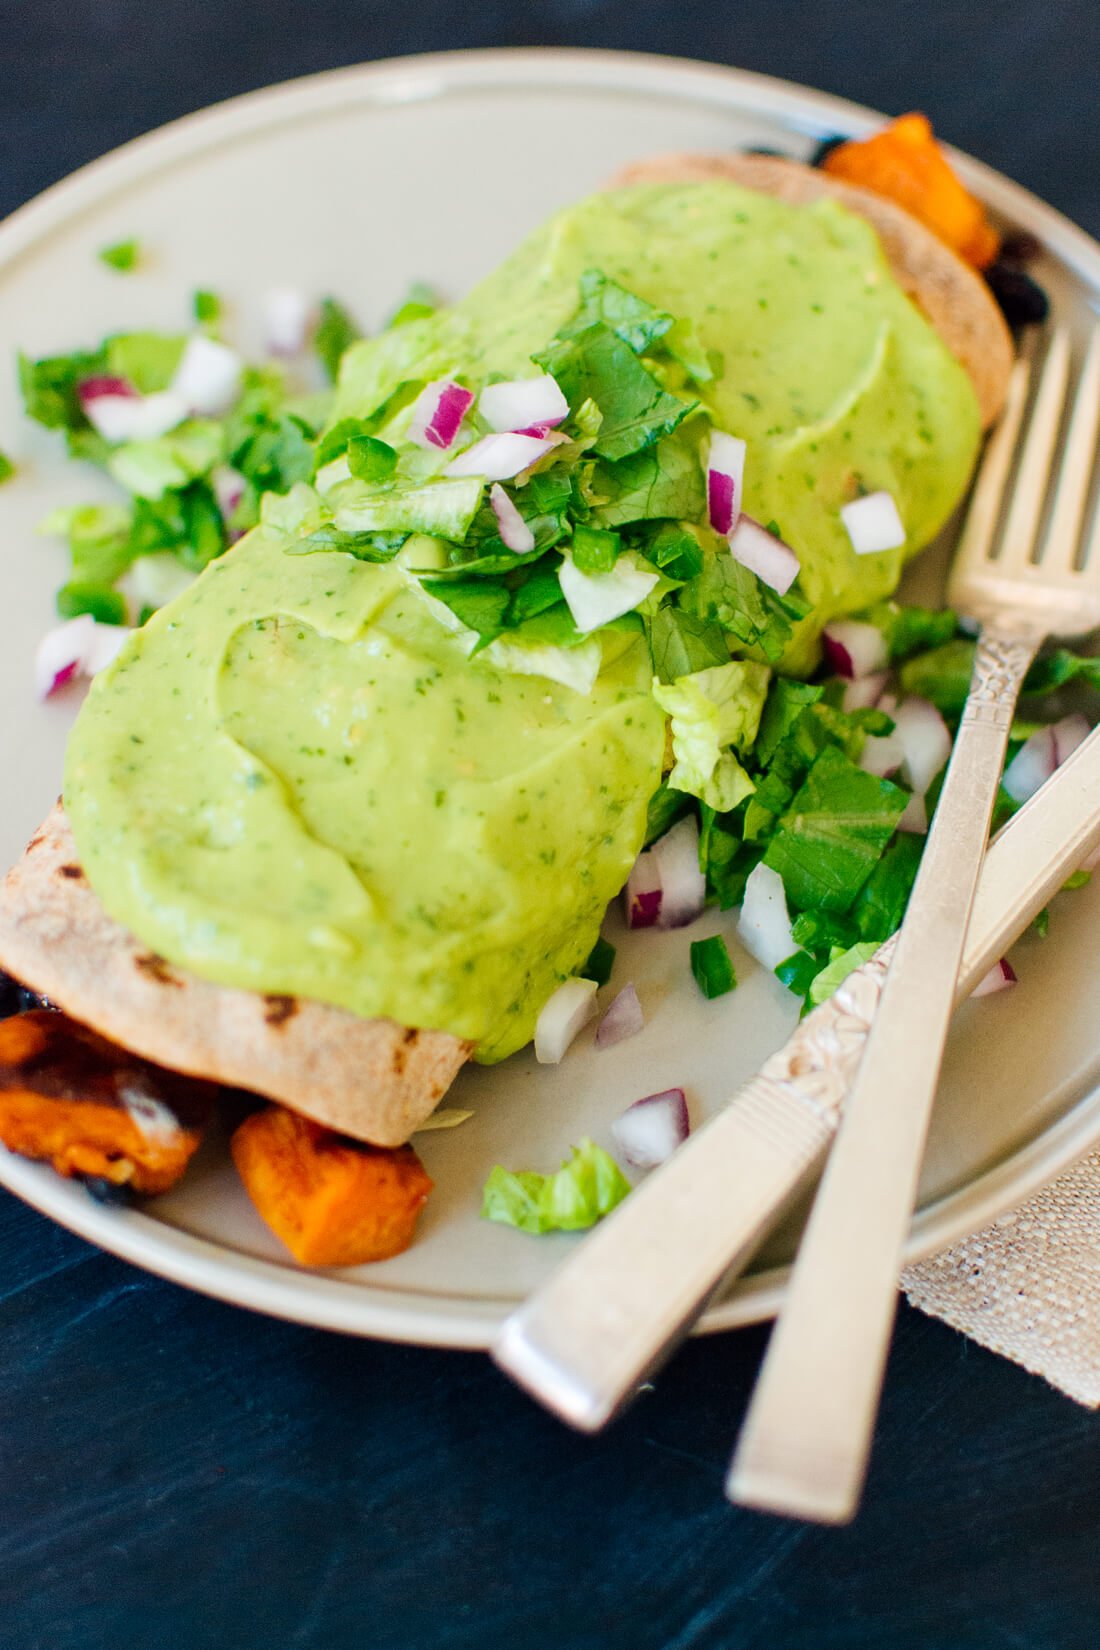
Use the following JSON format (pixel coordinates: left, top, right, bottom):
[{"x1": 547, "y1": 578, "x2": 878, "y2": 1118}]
[{"x1": 902, "y1": 1149, "x2": 1100, "y2": 1406}]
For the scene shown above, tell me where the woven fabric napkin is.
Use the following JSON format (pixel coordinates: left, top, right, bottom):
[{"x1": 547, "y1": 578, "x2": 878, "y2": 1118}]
[{"x1": 901, "y1": 1148, "x2": 1100, "y2": 1406}]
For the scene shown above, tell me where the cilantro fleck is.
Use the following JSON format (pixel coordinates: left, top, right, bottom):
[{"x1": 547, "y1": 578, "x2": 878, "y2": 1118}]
[{"x1": 98, "y1": 239, "x2": 140, "y2": 273}]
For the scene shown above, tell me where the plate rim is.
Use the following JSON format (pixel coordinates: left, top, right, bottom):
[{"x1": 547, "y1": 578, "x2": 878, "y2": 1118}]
[{"x1": 3, "y1": 44, "x2": 1099, "y2": 1348}]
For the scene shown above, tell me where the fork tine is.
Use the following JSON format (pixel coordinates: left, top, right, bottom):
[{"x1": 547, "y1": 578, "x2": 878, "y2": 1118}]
[
  {"x1": 952, "y1": 357, "x2": 1031, "y2": 573},
  {"x1": 996, "y1": 327, "x2": 1072, "y2": 570},
  {"x1": 1036, "y1": 323, "x2": 1100, "y2": 572}
]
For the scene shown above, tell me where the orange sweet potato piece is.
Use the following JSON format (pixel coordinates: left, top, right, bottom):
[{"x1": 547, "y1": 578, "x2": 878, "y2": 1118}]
[
  {"x1": 823, "y1": 112, "x2": 1001, "y2": 269},
  {"x1": 0, "y1": 1009, "x2": 213, "y2": 1193},
  {"x1": 231, "y1": 1105, "x2": 434, "y2": 1267}
]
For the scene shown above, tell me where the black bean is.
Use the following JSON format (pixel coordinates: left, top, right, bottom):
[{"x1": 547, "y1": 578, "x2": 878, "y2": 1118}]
[
  {"x1": 0, "y1": 973, "x2": 48, "y2": 1020},
  {"x1": 998, "y1": 230, "x2": 1043, "y2": 268},
  {"x1": 83, "y1": 1176, "x2": 136, "y2": 1208},
  {"x1": 809, "y1": 134, "x2": 847, "y2": 168},
  {"x1": 984, "y1": 262, "x2": 1051, "y2": 329},
  {"x1": 742, "y1": 145, "x2": 792, "y2": 160}
]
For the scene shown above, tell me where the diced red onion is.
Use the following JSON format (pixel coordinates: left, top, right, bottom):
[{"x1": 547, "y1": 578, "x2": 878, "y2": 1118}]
[
  {"x1": 898, "y1": 791, "x2": 928, "y2": 834},
  {"x1": 83, "y1": 389, "x2": 187, "y2": 442},
  {"x1": 211, "y1": 464, "x2": 246, "y2": 521},
  {"x1": 78, "y1": 375, "x2": 136, "y2": 406},
  {"x1": 446, "y1": 430, "x2": 555, "y2": 480},
  {"x1": 1052, "y1": 713, "x2": 1090, "y2": 766},
  {"x1": 893, "y1": 697, "x2": 952, "y2": 796},
  {"x1": 842, "y1": 670, "x2": 889, "y2": 712},
  {"x1": 1002, "y1": 726, "x2": 1057, "y2": 803},
  {"x1": 595, "y1": 983, "x2": 644, "y2": 1049},
  {"x1": 1002, "y1": 714, "x2": 1089, "y2": 803},
  {"x1": 409, "y1": 379, "x2": 475, "y2": 451},
  {"x1": 728, "y1": 514, "x2": 800, "y2": 596},
  {"x1": 478, "y1": 374, "x2": 568, "y2": 433},
  {"x1": 34, "y1": 617, "x2": 130, "y2": 699},
  {"x1": 489, "y1": 483, "x2": 535, "y2": 553},
  {"x1": 558, "y1": 554, "x2": 659, "y2": 634},
  {"x1": 821, "y1": 619, "x2": 889, "y2": 680},
  {"x1": 533, "y1": 977, "x2": 598, "y2": 1064},
  {"x1": 652, "y1": 815, "x2": 706, "y2": 930},
  {"x1": 624, "y1": 850, "x2": 662, "y2": 928},
  {"x1": 262, "y1": 288, "x2": 312, "y2": 356},
  {"x1": 707, "y1": 431, "x2": 746, "y2": 536},
  {"x1": 737, "y1": 862, "x2": 798, "y2": 971},
  {"x1": 841, "y1": 491, "x2": 906, "y2": 555},
  {"x1": 611, "y1": 1088, "x2": 689, "y2": 1169},
  {"x1": 170, "y1": 334, "x2": 243, "y2": 416},
  {"x1": 859, "y1": 732, "x2": 905, "y2": 778},
  {"x1": 971, "y1": 957, "x2": 1018, "y2": 998}
]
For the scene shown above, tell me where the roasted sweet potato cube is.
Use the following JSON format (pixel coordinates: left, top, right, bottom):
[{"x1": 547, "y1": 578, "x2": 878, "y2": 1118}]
[
  {"x1": 0, "y1": 1010, "x2": 213, "y2": 1194},
  {"x1": 823, "y1": 112, "x2": 1001, "y2": 269},
  {"x1": 231, "y1": 1105, "x2": 434, "y2": 1267}
]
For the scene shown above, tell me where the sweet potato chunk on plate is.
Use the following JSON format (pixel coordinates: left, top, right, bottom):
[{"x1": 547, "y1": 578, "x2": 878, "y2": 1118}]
[
  {"x1": 0, "y1": 1009, "x2": 213, "y2": 1193},
  {"x1": 231, "y1": 1105, "x2": 434, "y2": 1267}
]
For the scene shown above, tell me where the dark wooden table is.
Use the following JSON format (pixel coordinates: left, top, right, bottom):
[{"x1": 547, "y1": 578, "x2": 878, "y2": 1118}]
[{"x1": 5, "y1": 5, "x2": 1100, "y2": 1646}]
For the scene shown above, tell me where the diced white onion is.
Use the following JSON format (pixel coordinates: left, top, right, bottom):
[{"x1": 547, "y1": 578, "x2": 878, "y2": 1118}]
[
  {"x1": 612, "y1": 1088, "x2": 690, "y2": 1169},
  {"x1": 478, "y1": 374, "x2": 568, "y2": 433},
  {"x1": 841, "y1": 491, "x2": 906, "y2": 555},
  {"x1": 842, "y1": 670, "x2": 889, "y2": 712},
  {"x1": 533, "y1": 977, "x2": 599, "y2": 1064},
  {"x1": 728, "y1": 515, "x2": 800, "y2": 595},
  {"x1": 170, "y1": 335, "x2": 243, "y2": 416},
  {"x1": 558, "y1": 554, "x2": 659, "y2": 635},
  {"x1": 1002, "y1": 726, "x2": 1057, "y2": 803},
  {"x1": 489, "y1": 483, "x2": 535, "y2": 553},
  {"x1": 898, "y1": 791, "x2": 928, "y2": 834},
  {"x1": 892, "y1": 697, "x2": 952, "y2": 796},
  {"x1": 446, "y1": 431, "x2": 556, "y2": 480},
  {"x1": 971, "y1": 958, "x2": 1017, "y2": 998},
  {"x1": 1052, "y1": 713, "x2": 1090, "y2": 767},
  {"x1": 651, "y1": 815, "x2": 706, "y2": 929},
  {"x1": 737, "y1": 862, "x2": 798, "y2": 972},
  {"x1": 859, "y1": 732, "x2": 906, "y2": 778},
  {"x1": 595, "y1": 984, "x2": 644, "y2": 1048},
  {"x1": 263, "y1": 288, "x2": 312, "y2": 355},
  {"x1": 118, "y1": 553, "x2": 197, "y2": 616},
  {"x1": 822, "y1": 619, "x2": 889, "y2": 680},
  {"x1": 84, "y1": 390, "x2": 188, "y2": 443}
]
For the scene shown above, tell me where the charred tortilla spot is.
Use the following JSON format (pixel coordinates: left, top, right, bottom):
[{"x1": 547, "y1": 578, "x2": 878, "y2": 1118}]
[
  {"x1": 403, "y1": 1027, "x2": 418, "y2": 1045},
  {"x1": 26, "y1": 835, "x2": 45, "y2": 853},
  {"x1": 58, "y1": 864, "x2": 85, "y2": 881},
  {"x1": 263, "y1": 995, "x2": 298, "y2": 1027},
  {"x1": 134, "y1": 953, "x2": 181, "y2": 988}
]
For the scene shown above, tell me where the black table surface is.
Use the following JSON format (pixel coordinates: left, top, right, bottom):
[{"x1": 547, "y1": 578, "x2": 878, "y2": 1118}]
[{"x1": 5, "y1": 5, "x2": 1100, "y2": 1647}]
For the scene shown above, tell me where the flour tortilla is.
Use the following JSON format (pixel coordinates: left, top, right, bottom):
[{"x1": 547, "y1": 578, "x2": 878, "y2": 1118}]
[
  {"x1": 607, "y1": 152, "x2": 1013, "y2": 429},
  {"x1": 0, "y1": 806, "x2": 471, "y2": 1148}
]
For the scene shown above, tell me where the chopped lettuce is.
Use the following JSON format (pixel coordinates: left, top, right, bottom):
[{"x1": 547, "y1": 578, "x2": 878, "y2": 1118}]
[
  {"x1": 535, "y1": 320, "x2": 696, "y2": 463},
  {"x1": 334, "y1": 476, "x2": 483, "y2": 540},
  {"x1": 314, "y1": 297, "x2": 362, "y2": 383},
  {"x1": 807, "y1": 940, "x2": 881, "y2": 1007},
  {"x1": 98, "y1": 238, "x2": 140, "y2": 273},
  {"x1": 482, "y1": 1138, "x2": 631, "y2": 1234},
  {"x1": 678, "y1": 546, "x2": 810, "y2": 665},
  {"x1": 690, "y1": 934, "x2": 738, "y2": 999},
  {"x1": 105, "y1": 331, "x2": 186, "y2": 392},
  {"x1": 763, "y1": 745, "x2": 908, "y2": 913},
  {"x1": 654, "y1": 660, "x2": 769, "y2": 811}
]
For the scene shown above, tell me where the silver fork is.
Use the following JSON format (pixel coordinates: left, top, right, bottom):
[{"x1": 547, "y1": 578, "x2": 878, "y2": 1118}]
[
  {"x1": 492, "y1": 321, "x2": 1100, "y2": 1495},
  {"x1": 729, "y1": 321, "x2": 1100, "y2": 1522}
]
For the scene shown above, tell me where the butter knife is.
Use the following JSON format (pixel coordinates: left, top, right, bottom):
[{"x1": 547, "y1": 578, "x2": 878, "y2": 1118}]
[{"x1": 492, "y1": 726, "x2": 1100, "y2": 1430}]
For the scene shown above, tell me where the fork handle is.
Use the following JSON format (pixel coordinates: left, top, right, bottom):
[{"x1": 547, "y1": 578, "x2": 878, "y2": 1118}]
[{"x1": 728, "y1": 625, "x2": 1038, "y2": 1523}]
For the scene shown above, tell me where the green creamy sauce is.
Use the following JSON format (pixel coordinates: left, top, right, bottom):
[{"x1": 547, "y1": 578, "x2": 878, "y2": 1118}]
[
  {"x1": 65, "y1": 533, "x2": 664, "y2": 1060},
  {"x1": 338, "y1": 181, "x2": 980, "y2": 668},
  {"x1": 66, "y1": 181, "x2": 980, "y2": 1057}
]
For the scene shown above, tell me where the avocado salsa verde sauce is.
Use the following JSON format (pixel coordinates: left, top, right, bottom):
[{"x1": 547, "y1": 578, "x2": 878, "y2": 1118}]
[{"x1": 64, "y1": 182, "x2": 981, "y2": 1061}]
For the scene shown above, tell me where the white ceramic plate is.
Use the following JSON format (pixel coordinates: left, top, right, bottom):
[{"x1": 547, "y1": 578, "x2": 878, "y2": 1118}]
[{"x1": 2, "y1": 48, "x2": 1100, "y2": 1347}]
